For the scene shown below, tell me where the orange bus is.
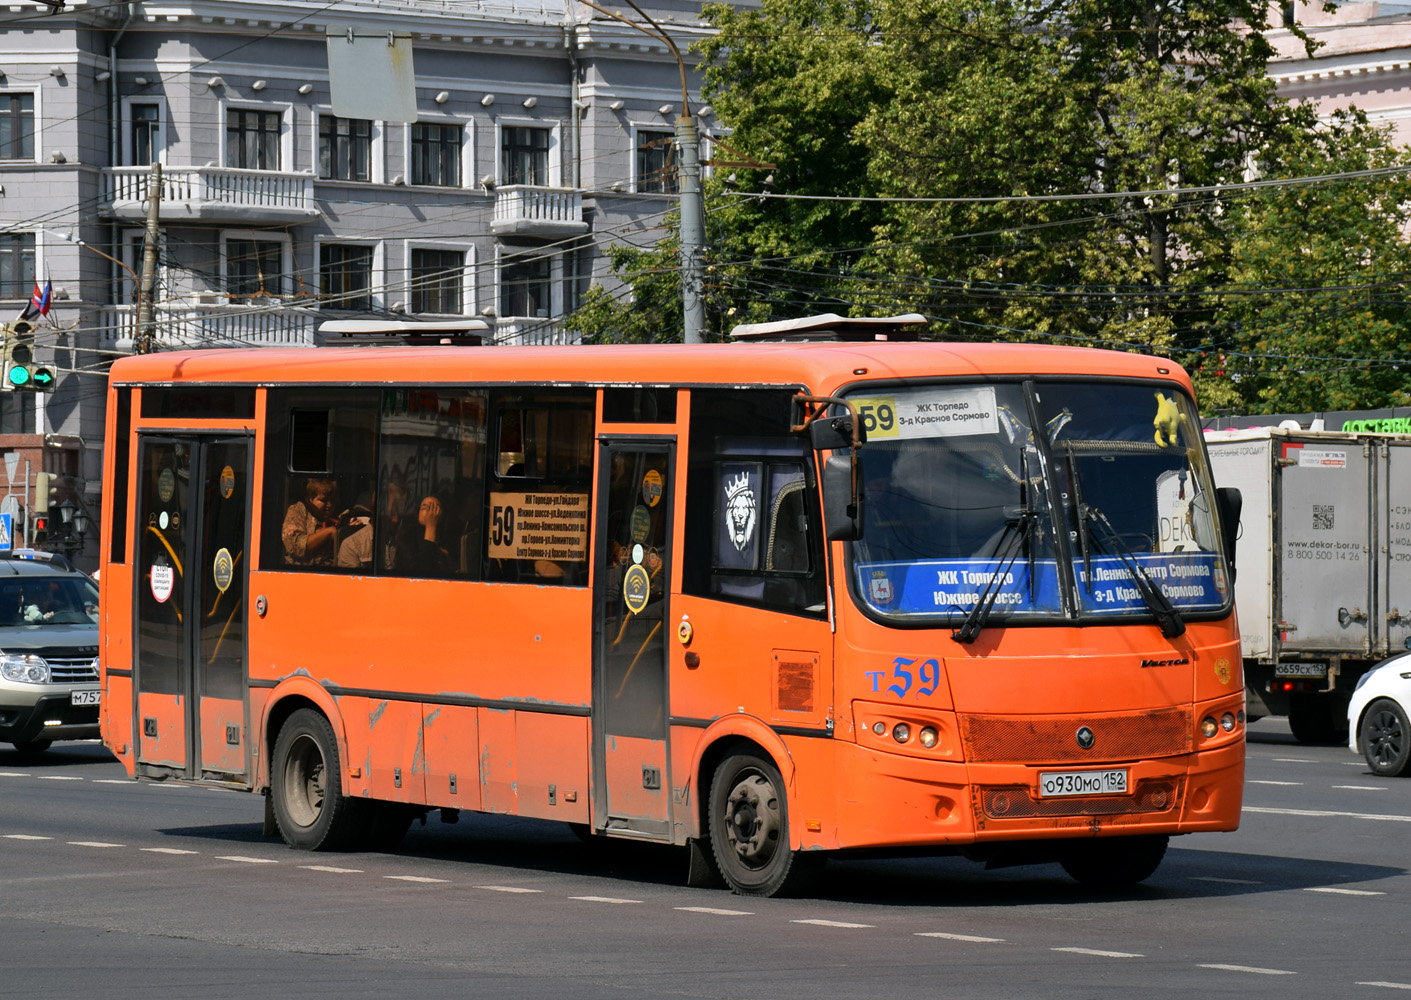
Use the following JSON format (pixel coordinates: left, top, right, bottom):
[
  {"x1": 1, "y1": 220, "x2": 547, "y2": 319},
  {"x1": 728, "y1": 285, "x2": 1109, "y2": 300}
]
[{"x1": 97, "y1": 313, "x2": 1245, "y2": 896}]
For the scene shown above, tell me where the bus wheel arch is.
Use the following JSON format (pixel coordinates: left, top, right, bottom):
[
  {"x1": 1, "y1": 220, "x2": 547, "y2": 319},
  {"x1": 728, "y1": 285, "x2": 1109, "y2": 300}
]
[{"x1": 703, "y1": 742, "x2": 820, "y2": 897}]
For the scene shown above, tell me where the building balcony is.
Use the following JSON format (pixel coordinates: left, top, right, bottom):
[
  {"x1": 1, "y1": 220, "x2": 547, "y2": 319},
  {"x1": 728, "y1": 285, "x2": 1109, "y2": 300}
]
[
  {"x1": 100, "y1": 166, "x2": 320, "y2": 224},
  {"x1": 491, "y1": 317, "x2": 579, "y2": 345},
  {"x1": 490, "y1": 185, "x2": 588, "y2": 237},
  {"x1": 97, "y1": 302, "x2": 322, "y2": 353}
]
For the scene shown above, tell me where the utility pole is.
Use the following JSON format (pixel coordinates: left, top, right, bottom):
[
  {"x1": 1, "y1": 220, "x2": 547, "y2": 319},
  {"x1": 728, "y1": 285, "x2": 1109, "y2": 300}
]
[
  {"x1": 676, "y1": 114, "x2": 705, "y2": 344},
  {"x1": 134, "y1": 160, "x2": 162, "y2": 354}
]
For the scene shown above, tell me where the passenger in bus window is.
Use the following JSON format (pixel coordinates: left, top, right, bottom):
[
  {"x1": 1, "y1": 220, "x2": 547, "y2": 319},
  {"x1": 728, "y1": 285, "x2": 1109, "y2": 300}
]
[
  {"x1": 400, "y1": 494, "x2": 451, "y2": 576},
  {"x1": 282, "y1": 476, "x2": 340, "y2": 566},
  {"x1": 335, "y1": 492, "x2": 375, "y2": 570}
]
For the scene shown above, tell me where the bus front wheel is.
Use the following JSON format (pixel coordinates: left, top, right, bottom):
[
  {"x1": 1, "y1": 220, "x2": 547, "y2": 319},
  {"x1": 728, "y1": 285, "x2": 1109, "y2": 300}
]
[
  {"x1": 708, "y1": 751, "x2": 818, "y2": 897},
  {"x1": 271, "y1": 708, "x2": 368, "y2": 851},
  {"x1": 1060, "y1": 834, "x2": 1168, "y2": 889}
]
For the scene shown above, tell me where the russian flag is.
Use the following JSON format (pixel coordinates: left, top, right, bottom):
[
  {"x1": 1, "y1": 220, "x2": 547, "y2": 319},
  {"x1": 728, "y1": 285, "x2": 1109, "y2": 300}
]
[{"x1": 20, "y1": 279, "x2": 50, "y2": 321}]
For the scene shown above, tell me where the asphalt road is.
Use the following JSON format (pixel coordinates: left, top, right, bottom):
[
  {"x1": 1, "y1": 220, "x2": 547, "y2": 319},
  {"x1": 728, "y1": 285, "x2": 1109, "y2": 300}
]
[{"x1": 2, "y1": 719, "x2": 1406, "y2": 999}]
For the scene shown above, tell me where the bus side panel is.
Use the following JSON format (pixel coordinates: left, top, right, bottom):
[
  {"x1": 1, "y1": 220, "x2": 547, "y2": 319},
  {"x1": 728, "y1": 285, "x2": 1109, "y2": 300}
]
[
  {"x1": 479, "y1": 708, "x2": 516, "y2": 813},
  {"x1": 343, "y1": 695, "x2": 425, "y2": 804},
  {"x1": 421, "y1": 704, "x2": 483, "y2": 811},
  {"x1": 100, "y1": 570, "x2": 136, "y2": 774},
  {"x1": 514, "y1": 712, "x2": 589, "y2": 824},
  {"x1": 198, "y1": 696, "x2": 245, "y2": 777},
  {"x1": 137, "y1": 691, "x2": 185, "y2": 769}
]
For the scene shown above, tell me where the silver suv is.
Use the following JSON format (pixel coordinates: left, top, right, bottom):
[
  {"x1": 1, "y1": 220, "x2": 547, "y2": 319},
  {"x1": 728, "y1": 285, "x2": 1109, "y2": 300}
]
[{"x1": 0, "y1": 550, "x2": 100, "y2": 754}]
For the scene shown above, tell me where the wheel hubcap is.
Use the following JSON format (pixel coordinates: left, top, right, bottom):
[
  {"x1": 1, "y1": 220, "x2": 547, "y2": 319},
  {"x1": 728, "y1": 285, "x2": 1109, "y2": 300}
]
[
  {"x1": 1370, "y1": 711, "x2": 1403, "y2": 766},
  {"x1": 723, "y1": 772, "x2": 780, "y2": 869},
  {"x1": 283, "y1": 733, "x2": 326, "y2": 828}
]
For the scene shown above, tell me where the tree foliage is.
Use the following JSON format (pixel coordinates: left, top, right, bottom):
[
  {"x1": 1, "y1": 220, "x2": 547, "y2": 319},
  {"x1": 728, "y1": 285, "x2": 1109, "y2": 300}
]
[{"x1": 564, "y1": 0, "x2": 1411, "y2": 413}]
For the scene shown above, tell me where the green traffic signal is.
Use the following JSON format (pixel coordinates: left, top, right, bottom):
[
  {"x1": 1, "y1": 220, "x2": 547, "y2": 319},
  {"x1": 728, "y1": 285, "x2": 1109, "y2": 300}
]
[
  {"x1": 6, "y1": 364, "x2": 30, "y2": 388},
  {"x1": 31, "y1": 367, "x2": 53, "y2": 390}
]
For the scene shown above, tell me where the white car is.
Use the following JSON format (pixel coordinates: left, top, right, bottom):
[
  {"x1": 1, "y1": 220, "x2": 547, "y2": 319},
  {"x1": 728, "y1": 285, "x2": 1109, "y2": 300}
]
[{"x1": 1348, "y1": 652, "x2": 1411, "y2": 776}]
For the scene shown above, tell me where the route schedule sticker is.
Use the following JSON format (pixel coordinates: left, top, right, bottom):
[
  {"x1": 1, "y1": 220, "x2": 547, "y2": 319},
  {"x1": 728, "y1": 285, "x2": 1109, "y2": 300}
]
[
  {"x1": 486, "y1": 490, "x2": 589, "y2": 563},
  {"x1": 850, "y1": 386, "x2": 998, "y2": 440}
]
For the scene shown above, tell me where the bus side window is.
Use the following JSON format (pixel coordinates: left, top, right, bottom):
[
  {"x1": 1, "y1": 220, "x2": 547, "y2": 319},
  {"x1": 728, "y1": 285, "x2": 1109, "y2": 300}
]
[
  {"x1": 261, "y1": 390, "x2": 378, "y2": 573},
  {"x1": 709, "y1": 460, "x2": 824, "y2": 614}
]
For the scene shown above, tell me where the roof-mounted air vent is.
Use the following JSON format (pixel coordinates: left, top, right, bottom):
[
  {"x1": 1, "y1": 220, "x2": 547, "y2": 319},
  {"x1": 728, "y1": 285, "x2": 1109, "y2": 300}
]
[
  {"x1": 727, "y1": 312, "x2": 928, "y2": 343},
  {"x1": 316, "y1": 319, "x2": 491, "y2": 346}
]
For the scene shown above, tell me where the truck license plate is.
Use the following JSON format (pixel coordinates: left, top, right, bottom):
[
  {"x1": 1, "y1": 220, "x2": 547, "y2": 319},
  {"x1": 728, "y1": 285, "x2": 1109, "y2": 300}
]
[
  {"x1": 70, "y1": 690, "x2": 100, "y2": 706},
  {"x1": 1038, "y1": 769, "x2": 1128, "y2": 797},
  {"x1": 1274, "y1": 662, "x2": 1328, "y2": 679}
]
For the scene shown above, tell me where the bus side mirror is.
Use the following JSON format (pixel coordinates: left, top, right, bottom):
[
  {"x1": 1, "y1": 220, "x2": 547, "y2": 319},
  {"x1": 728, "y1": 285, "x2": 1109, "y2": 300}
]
[
  {"x1": 1216, "y1": 486, "x2": 1241, "y2": 583},
  {"x1": 809, "y1": 413, "x2": 865, "y2": 450},
  {"x1": 823, "y1": 454, "x2": 864, "y2": 541}
]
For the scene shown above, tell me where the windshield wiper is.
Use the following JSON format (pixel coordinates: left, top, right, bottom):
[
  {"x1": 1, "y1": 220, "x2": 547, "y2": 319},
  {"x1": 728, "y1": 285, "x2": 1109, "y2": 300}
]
[
  {"x1": 952, "y1": 504, "x2": 1036, "y2": 645},
  {"x1": 1064, "y1": 444, "x2": 1185, "y2": 639}
]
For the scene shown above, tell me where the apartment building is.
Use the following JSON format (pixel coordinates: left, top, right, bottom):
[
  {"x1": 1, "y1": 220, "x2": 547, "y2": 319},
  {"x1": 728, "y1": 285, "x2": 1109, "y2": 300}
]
[{"x1": 0, "y1": 0, "x2": 733, "y2": 565}]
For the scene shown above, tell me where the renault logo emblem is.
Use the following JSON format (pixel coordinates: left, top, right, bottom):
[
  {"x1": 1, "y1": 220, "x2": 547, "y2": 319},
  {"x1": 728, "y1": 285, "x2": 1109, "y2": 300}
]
[{"x1": 1076, "y1": 726, "x2": 1096, "y2": 750}]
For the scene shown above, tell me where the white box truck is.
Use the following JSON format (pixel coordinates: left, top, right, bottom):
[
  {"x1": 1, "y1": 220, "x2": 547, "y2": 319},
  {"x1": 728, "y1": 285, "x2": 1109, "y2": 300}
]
[{"x1": 1206, "y1": 427, "x2": 1411, "y2": 743}]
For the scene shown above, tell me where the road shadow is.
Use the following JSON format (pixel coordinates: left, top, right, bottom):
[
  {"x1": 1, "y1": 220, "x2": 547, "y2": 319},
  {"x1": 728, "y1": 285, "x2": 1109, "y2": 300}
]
[
  {"x1": 149, "y1": 806, "x2": 1407, "y2": 906},
  {"x1": 0, "y1": 740, "x2": 115, "y2": 769}
]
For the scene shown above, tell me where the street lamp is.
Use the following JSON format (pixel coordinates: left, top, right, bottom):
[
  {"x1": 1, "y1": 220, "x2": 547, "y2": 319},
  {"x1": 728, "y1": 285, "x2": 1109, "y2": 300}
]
[{"x1": 53, "y1": 498, "x2": 87, "y2": 557}]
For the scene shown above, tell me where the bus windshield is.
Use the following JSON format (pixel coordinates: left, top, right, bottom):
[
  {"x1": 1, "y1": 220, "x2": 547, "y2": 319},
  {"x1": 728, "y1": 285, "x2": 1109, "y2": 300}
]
[{"x1": 848, "y1": 380, "x2": 1231, "y2": 626}]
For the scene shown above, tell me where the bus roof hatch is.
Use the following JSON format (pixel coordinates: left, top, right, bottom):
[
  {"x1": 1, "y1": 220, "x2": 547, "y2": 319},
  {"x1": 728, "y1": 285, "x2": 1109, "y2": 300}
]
[
  {"x1": 727, "y1": 312, "x2": 928, "y2": 343},
  {"x1": 317, "y1": 319, "x2": 491, "y2": 346}
]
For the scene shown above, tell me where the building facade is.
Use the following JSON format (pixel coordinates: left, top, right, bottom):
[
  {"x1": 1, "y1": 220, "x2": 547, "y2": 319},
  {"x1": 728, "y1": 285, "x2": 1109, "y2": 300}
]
[{"x1": 0, "y1": 0, "x2": 735, "y2": 567}]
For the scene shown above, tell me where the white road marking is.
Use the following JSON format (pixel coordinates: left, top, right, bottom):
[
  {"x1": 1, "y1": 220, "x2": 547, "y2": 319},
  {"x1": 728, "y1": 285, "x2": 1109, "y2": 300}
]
[
  {"x1": 1334, "y1": 785, "x2": 1388, "y2": 791},
  {"x1": 1249, "y1": 780, "x2": 1302, "y2": 786},
  {"x1": 141, "y1": 848, "x2": 198, "y2": 855},
  {"x1": 570, "y1": 895, "x2": 642, "y2": 904},
  {"x1": 385, "y1": 875, "x2": 450, "y2": 883},
  {"x1": 1272, "y1": 758, "x2": 1318, "y2": 764},
  {"x1": 1199, "y1": 964, "x2": 1296, "y2": 975},
  {"x1": 676, "y1": 906, "x2": 753, "y2": 916},
  {"x1": 216, "y1": 855, "x2": 278, "y2": 864},
  {"x1": 1190, "y1": 876, "x2": 1262, "y2": 884},
  {"x1": 1052, "y1": 947, "x2": 1142, "y2": 958},
  {"x1": 1358, "y1": 982, "x2": 1411, "y2": 990},
  {"x1": 0, "y1": 771, "x2": 30, "y2": 777},
  {"x1": 792, "y1": 919, "x2": 874, "y2": 928},
  {"x1": 37, "y1": 775, "x2": 82, "y2": 781},
  {"x1": 301, "y1": 865, "x2": 364, "y2": 873},
  {"x1": 1345, "y1": 761, "x2": 1370, "y2": 766},
  {"x1": 1305, "y1": 886, "x2": 1385, "y2": 896},
  {"x1": 1244, "y1": 806, "x2": 1411, "y2": 823},
  {"x1": 476, "y1": 885, "x2": 542, "y2": 893},
  {"x1": 917, "y1": 932, "x2": 1005, "y2": 943},
  {"x1": 92, "y1": 779, "x2": 134, "y2": 785},
  {"x1": 3, "y1": 834, "x2": 50, "y2": 840},
  {"x1": 67, "y1": 841, "x2": 123, "y2": 848}
]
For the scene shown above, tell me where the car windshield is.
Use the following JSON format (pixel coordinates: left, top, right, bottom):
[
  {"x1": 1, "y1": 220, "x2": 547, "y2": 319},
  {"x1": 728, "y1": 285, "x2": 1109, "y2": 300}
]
[
  {"x1": 847, "y1": 380, "x2": 1232, "y2": 628},
  {"x1": 0, "y1": 575, "x2": 99, "y2": 626}
]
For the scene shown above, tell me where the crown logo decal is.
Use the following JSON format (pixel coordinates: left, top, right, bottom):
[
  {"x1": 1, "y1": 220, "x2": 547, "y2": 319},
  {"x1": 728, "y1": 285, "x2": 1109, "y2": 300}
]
[{"x1": 725, "y1": 471, "x2": 752, "y2": 500}]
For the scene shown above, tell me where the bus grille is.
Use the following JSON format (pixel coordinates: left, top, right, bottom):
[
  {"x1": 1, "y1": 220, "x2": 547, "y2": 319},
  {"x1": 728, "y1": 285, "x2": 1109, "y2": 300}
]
[
  {"x1": 959, "y1": 708, "x2": 1192, "y2": 764},
  {"x1": 980, "y1": 778, "x2": 1182, "y2": 820}
]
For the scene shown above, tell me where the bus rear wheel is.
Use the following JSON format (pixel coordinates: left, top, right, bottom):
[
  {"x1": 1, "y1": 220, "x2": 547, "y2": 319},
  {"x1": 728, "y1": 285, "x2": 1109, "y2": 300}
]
[
  {"x1": 708, "y1": 751, "x2": 818, "y2": 897},
  {"x1": 1060, "y1": 834, "x2": 1168, "y2": 889},
  {"x1": 271, "y1": 708, "x2": 368, "y2": 851}
]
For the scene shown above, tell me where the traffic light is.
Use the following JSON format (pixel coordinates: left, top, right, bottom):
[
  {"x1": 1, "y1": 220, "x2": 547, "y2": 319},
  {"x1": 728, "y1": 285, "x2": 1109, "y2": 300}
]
[
  {"x1": 3, "y1": 320, "x2": 33, "y2": 392},
  {"x1": 32, "y1": 472, "x2": 51, "y2": 545},
  {"x1": 2, "y1": 320, "x2": 54, "y2": 393}
]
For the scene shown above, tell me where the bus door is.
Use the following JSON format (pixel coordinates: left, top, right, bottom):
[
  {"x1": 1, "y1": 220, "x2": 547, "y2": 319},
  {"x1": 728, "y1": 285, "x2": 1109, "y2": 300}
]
[
  {"x1": 593, "y1": 440, "x2": 674, "y2": 839},
  {"x1": 133, "y1": 435, "x2": 251, "y2": 782}
]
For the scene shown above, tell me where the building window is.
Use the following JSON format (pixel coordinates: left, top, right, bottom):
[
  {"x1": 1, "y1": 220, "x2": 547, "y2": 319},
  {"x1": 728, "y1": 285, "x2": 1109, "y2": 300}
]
[
  {"x1": 636, "y1": 130, "x2": 677, "y2": 194},
  {"x1": 319, "y1": 115, "x2": 372, "y2": 181},
  {"x1": 0, "y1": 233, "x2": 35, "y2": 299},
  {"x1": 501, "y1": 253, "x2": 550, "y2": 318},
  {"x1": 411, "y1": 123, "x2": 461, "y2": 186},
  {"x1": 411, "y1": 248, "x2": 464, "y2": 314},
  {"x1": 320, "y1": 244, "x2": 374, "y2": 311},
  {"x1": 226, "y1": 109, "x2": 281, "y2": 170},
  {"x1": 501, "y1": 127, "x2": 549, "y2": 186},
  {"x1": 0, "y1": 94, "x2": 34, "y2": 161},
  {"x1": 227, "y1": 238, "x2": 285, "y2": 298},
  {"x1": 131, "y1": 103, "x2": 161, "y2": 166}
]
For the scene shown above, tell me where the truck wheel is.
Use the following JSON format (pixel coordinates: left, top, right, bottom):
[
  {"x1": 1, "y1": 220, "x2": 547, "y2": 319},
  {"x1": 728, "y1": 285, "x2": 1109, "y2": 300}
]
[
  {"x1": 270, "y1": 708, "x2": 368, "y2": 851},
  {"x1": 1061, "y1": 835, "x2": 1168, "y2": 888},
  {"x1": 1361, "y1": 698, "x2": 1411, "y2": 777},
  {"x1": 1288, "y1": 697, "x2": 1349, "y2": 746},
  {"x1": 11, "y1": 740, "x2": 52, "y2": 754},
  {"x1": 708, "y1": 750, "x2": 819, "y2": 897}
]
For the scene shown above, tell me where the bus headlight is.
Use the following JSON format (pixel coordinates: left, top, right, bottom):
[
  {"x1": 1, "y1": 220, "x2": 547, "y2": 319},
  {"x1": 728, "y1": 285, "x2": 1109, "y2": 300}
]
[
  {"x1": 892, "y1": 723, "x2": 911, "y2": 744},
  {"x1": 1220, "y1": 712, "x2": 1236, "y2": 733},
  {"x1": 0, "y1": 654, "x2": 50, "y2": 683},
  {"x1": 918, "y1": 727, "x2": 939, "y2": 749},
  {"x1": 1200, "y1": 716, "x2": 1218, "y2": 738}
]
